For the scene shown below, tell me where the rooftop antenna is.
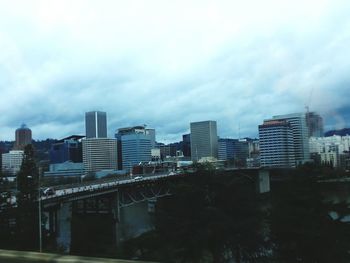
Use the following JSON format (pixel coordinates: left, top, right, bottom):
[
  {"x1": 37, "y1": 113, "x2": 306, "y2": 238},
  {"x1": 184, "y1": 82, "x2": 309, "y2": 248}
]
[{"x1": 305, "y1": 87, "x2": 314, "y2": 114}]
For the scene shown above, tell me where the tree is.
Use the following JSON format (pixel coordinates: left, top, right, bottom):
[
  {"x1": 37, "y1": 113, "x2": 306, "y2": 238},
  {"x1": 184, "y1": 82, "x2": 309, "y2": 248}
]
[
  {"x1": 16, "y1": 144, "x2": 40, "y2": 250},
  {"x1": 131, "y1": 168, "x2": 268, "y2": 263},
  {"x1": 270, "y1": 174, "x2": 350, "y2": 263}
]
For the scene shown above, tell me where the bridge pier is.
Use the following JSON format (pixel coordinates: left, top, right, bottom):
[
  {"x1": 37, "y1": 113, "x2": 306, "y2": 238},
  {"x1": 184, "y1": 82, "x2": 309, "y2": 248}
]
[
  {"x1": 56, "y1": 202, "x2": 72, "y2": 252},
  {"x1": 257, "y1": 170, "x2": 270, "y2": 194}
]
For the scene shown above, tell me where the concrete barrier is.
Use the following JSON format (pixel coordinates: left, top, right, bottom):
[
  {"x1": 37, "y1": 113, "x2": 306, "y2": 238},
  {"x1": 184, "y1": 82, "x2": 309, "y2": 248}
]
[{"x1": 0, "y1": 249, "x2": 157, "y2": 263}]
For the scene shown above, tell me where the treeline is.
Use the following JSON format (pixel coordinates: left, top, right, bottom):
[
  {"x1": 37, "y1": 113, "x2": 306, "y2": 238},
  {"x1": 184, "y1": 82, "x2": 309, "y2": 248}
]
[{"x1": 119, "y1": 164, "x2": 350, "y2": 263}]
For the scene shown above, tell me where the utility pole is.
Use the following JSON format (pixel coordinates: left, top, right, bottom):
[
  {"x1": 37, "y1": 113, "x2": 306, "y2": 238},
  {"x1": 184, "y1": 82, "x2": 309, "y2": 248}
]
[{"x1": 38, "y1": 167, "x2": 42, "y2": 252}]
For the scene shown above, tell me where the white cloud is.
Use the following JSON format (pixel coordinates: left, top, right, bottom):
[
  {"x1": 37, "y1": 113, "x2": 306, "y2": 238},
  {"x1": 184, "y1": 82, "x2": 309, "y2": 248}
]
[{"x1": 0, "y1": 0, "x2": 350, "y2": 141}]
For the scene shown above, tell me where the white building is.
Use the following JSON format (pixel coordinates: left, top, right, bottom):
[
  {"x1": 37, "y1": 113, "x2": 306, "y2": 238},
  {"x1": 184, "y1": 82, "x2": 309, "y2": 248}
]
[
  {"x1": 259, "y1": 120, "x2": 296, "y2": 168},
  {"x1": 269, "y1": 113, "x2": 310, "y2": 165},
  {"x1": 1, "y1": 150, "x2": 24, "y2": 175},
  {"x1": 82, "y1": 138, "x2": 118, "y2": 175},
  {"x1": 309, "y1": 135, "x2": 350, "y2": 168}
]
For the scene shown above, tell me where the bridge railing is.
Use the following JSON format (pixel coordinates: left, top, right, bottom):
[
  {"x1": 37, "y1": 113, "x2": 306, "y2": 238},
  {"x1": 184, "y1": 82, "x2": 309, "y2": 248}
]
[{"x1": 0, "y1": 249, "x2": 157, "y2": 263}]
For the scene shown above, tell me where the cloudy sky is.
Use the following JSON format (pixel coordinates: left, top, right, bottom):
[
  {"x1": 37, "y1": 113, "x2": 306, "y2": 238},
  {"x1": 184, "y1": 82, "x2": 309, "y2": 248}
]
[{"x1": 0, "y1": 0, "x2": 349, "y2": 142}]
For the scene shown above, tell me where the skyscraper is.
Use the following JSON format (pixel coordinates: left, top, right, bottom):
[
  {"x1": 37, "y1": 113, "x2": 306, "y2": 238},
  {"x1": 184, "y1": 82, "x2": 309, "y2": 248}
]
[
  {"x1": 14, "y1": 124, "x2": 32, "y2": 150},
  {"x1": 85, "y1": 111, "x2": 107, "y2": 138},
  {"x1": 269, "y1": 113, "x2": 310, "y2": 165},
  {"x1": 259, "y1": 120, "x2": 296, "y2": 168},
  {"x1": 190, "y1": 120, "x2": 218, "y2": 161}
]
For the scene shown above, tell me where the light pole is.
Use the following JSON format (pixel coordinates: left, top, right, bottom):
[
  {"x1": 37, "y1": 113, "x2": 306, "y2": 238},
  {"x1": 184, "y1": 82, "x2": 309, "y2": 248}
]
[{"x1": 38, "y1": 167, "x2": 42, "y2": 253}]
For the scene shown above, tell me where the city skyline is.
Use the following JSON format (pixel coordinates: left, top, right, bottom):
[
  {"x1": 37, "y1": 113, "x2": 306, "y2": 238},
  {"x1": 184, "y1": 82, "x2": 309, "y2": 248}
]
[{"x1": 0, "y1": 1, "x2": 350, "y2": 141}]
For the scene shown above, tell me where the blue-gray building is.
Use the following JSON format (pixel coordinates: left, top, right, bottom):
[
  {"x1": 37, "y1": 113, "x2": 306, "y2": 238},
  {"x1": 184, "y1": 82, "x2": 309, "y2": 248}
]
[
  {"x1": 218, "y1": 138, "x2": 235, "y2": 161},
  {"x1": 49, "y1": 135, "x2": 84, "y2": 164},
  {"x1": 115, "y1": 126, "x2": 153, "y2": 171}
]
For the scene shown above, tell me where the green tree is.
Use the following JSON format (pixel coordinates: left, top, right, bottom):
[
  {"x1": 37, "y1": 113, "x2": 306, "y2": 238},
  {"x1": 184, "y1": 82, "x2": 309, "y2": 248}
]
[{"x1": 16, "y1": 144, "x2": 40, "y2": 250}]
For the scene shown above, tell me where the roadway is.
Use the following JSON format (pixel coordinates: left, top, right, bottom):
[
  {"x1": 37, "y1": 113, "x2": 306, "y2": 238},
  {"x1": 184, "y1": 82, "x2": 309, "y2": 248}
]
[{"x1": 40, "y1": 171, "x2": 183, "y2": 201}]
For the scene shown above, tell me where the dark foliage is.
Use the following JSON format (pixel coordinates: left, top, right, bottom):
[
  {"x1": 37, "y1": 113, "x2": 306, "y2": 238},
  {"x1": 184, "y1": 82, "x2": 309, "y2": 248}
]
[
  {"x1": 270, "y1": 174, "x2": 350, "y2": 263},
  {"x1": 16, "y1": 144, "x2": 40, "y2": 250}
]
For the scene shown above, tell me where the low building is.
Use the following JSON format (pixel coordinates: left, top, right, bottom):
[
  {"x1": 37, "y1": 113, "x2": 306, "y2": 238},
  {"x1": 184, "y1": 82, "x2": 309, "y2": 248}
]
[{"x1": 1, "y1": 150, "x2": 24, "y2": 175}]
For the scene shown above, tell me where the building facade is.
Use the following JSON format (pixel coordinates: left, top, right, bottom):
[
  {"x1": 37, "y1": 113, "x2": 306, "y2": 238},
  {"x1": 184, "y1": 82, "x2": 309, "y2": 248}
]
[
  {"x1": 269, "y1": 113, "x2": 310, "y2": 165},
  {"x1": 82, "y1": 138, "x2": 118, "y2": 175},
  {"x1": 49, "y1": 135, "x2": 83, "y2": 164},
  {"x1": 1, "y1": 150, "x2": 24, "y2": 175},
  {"x1": 115, "y1": 126, "x2": 153, "y2": 171},
  {"x1": 306, "y1": 112, "x2": 324, "y2": 137},
  {"x1": 218, "y1": 138, "x2": 235, "y2": 161},
  {"x1": 309, "y1": 135, "x2": 350, "y2": 169},
  {"x1": 14, "y1": 124, "x2": 32, "y2": 150},
  {"x1": 85, "y1": 111, "x2": 107, "y2": 138},
  {"x1": 190, "y1": 120, "x2": 218, "y2": 161},
  {"x1": 259, "y1": 120, "x2": 296, "y2": 168}
]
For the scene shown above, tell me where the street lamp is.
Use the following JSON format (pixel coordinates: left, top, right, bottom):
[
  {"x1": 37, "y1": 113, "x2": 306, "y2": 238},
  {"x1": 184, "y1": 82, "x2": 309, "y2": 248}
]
[{"x1": 38, "y1": 168, "x2": 42, "y2": 253}]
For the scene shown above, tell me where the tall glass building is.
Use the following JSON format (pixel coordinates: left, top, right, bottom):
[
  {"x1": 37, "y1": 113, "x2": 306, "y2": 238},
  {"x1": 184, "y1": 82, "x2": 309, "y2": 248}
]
[
  {"x1": 115, "y1": 126, "x2": 153, "y2": 171},
  {"x1": 85, "y1": 111, "x2": 107, "y2": 138}
]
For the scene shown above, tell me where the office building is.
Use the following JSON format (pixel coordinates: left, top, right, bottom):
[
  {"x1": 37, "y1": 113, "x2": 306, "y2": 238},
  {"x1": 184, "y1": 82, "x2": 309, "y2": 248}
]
[
  {"x1": 49, "y1": 135, "x2": 84, "y2": 164},
  {"x1": 218, "y1": 138, "x2": 235, "y2": 161},
  {"x1": 1, "y1": 150, "x2": 24, "y2": 175},
  {"x1": 115, "y1": 126, "x2": 153, "y2": 171},
  {"x1": 146, "y1": 128, "x2": 156, "y2": 148},
  {"x1": 82, "y1": 138, "x2": 118, "y2": 175},
  {"x1": 190, "y1": 120, "x2": 218, "y2": 161},
  {"x1": 269, "y1": 113, "x2": 310, "y2": 165},
  {"x1": 85, "y1": 111, "x2": 107, "y2": 138},
  {"x1": 14, "y1": 124, "x2": 32, "y2": 150},
  {"x1": 306, "y1": 112, "x2": 324, "y2": 137},
  {"x1": 259, "y1": 120, "x2": 296, "y2": 168},
  {"x1": 182, "y1": 134, "x2": 191, "y2": 157}
]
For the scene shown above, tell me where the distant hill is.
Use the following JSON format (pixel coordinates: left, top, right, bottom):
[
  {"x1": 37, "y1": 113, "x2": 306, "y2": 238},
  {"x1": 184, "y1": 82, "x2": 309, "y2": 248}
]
[{"x1": 324, "y1": 128, "x2": 350, "y2": 137}]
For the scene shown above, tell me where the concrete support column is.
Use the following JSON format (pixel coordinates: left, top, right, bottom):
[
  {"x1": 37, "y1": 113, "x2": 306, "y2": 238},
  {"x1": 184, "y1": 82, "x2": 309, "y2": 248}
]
[
  {"x1": 257, "y1": 170, "x2": 270, "y2": 194},
  {"x1": 56, "y1": 202, "x2": 72, "y2": 252},
  {"x1": 111, "y1": 190, "x2": 121, "y2": 247}
]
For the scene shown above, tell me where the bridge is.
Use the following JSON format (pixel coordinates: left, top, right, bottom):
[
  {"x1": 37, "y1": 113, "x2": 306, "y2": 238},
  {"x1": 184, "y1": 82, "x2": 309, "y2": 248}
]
[{"x1": 36, "y1": 168, "x2": 270, "y2": 254}]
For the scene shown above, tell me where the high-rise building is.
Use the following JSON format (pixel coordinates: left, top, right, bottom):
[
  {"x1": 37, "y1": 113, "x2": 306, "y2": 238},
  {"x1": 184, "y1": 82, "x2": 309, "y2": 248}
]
[
  {"x1": 85, "y1": 111, "x2": 107, "y2": 138},
  {"x1": 259, "y1": 120, "x2": 296, "y2": 168},
  {"x1": 49, "y1": 135, "x2": 84, "y2": 164},
  {"x1": 82, "y1": 138, "x2": 118, "y2": 175},
  {"x1": 306, "y1": 112, "x2": 324, "y2": 137},
  {"x1": 218, "y1": 138, "x2": 235, "y2": 161},
  {"x1": 115, "y1": 126, "x2": 153, "y2": 171},
  {"x1": 182, "y1": 134, "x2": 191, "y2": 157},
  {"x1": 14, "y1": 124, "x2": 32, "y2": 150},
  {"x1": 146, "y1": 128, "x2": 156, "y2": 148},
  {"x1": 269, "y1": 113, "x2": 310, "y2": 165},
  {"x1": 1, "y1": 150, "x2": 24, "y2": 175},
  {"x1": 190, "y1": 120, "x2": 218, "y2": 161}
]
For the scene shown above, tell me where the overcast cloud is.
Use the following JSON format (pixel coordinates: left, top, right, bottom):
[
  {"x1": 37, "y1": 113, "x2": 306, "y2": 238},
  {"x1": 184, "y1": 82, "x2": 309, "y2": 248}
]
[{"x1": 0, "y1": 0, "x2": 350, "y2": 142}]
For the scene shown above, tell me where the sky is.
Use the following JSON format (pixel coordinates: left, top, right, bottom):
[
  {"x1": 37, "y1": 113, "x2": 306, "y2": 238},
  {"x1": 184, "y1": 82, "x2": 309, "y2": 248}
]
[{"x1": 0, "y1": 0, "x2": 350, "y2": 142}]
